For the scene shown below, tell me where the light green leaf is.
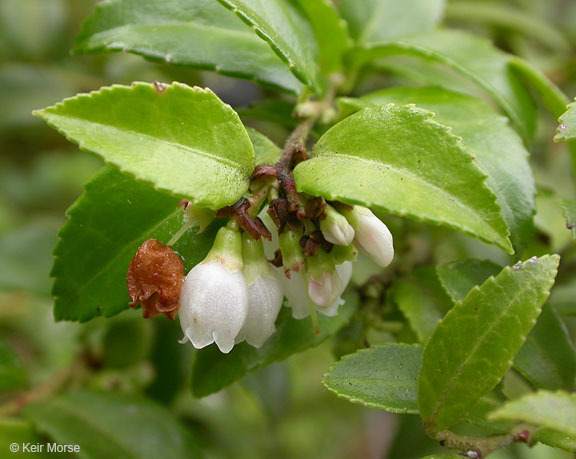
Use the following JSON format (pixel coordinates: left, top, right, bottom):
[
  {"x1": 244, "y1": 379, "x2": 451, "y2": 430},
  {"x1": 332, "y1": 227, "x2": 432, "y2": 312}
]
[
  {"x1": 532, "y1": 428, "x2": 576, "y2": 453},
  {"x1": 561, "y1": 200, "x2": 576, "y2": 239},
  {"x1": 348, "y1": 30, "x2": 537, "y2": 143},
  {"x1": 322, "y1": 343, "x2": 422, "y2": 414},
  {"x1": 246, "y1": 127, "x2": 282, "y2": 165},
  {"x1": 338, "y1": 0, "x2": 445, "y2": 44},
  {"x1": 191, "y1": 294, "x2": 357, "y2": 397},
  {"x1": 514, "y1": 305, "x2": 576, "y2": 391},
  {"x1": 216, "y1": 0, "x2": 322, "y2": 93},
  {"x1": 52, "y1": 166, "x2": 221, "y2": 322},
  {"x1": 24, "y1": 391, "x2": 202, "y2": 458},
  {"x1": 74, "y1": 0, "x2": 303, "y2": 94},
  {"x1": 293, "y1": 104, "x2": 513, "y2": 253},
  {"x1": 436, "y1": 259, "x2": 501, "y2": 304},
  {"x1": 389, "y1": 268, "x2": 445, "y2": 344},
  {"x1": 418, "y1": 255, "x2": 560, "y2": 432},
  {"x1": 292, "y1": 0, "x2": 350, "y2": 73},
  {"x1": 556, "y1": 100, "x2": 576, "y2": 142},
  {"x1": 438, "y1": 259, "x2": 576, "y2": 392},
  {"x1": 345, "y1": 87, "x2": 536, "y2": 250},
  {"x1": 35, "y1": 83, "x2": 254, "y2": 209},
  {"x1": 0, "y1": 339, "x2": 27, "y2": 392},
  {"x1": 445, "y1": 2, "x2": 571, "y2": 52},
  {"x1": 488, "y1": 391, "x2": 576, "y2": 439}
]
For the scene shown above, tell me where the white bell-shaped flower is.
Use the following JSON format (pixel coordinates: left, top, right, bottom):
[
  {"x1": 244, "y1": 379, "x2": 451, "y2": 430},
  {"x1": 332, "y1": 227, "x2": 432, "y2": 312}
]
[
  {"x1": 179, "y1": 227, "x2": 248, "y2": 354},
  {"x1": 320, "y1": 205, "x2": 355, "y2": 246},
  {"x1": 342, "y1": 206, "x2": 394, "y2": 268},
  {"x1": 236, "y1": 236, "x2": 283, "y2": 348}
]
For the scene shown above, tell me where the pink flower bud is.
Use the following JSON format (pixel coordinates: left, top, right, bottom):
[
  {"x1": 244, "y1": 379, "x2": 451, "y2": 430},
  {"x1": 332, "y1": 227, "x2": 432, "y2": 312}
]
[{"x1": 343, "y1": 206, "x2": 394, "y2": 268}]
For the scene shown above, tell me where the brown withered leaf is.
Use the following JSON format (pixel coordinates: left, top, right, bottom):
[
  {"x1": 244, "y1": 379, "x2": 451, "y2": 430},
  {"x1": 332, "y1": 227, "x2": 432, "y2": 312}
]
[{"x1": 127, "y1": 239, "x2": 184, "y2": 319}]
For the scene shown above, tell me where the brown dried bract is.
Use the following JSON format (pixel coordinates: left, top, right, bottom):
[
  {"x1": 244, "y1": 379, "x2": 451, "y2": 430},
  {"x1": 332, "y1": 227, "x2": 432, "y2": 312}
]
[{"x1": 126, "y1": 239, "x2": 184, "y2": 320}]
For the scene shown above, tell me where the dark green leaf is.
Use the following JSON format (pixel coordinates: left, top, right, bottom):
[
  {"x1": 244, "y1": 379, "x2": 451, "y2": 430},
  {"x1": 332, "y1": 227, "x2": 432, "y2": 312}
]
[
  {"x1": 347, "y1": 87, "x2": 536, "y2": 251},
  {"x1": 514, "y1": 305, "x2": 576, "y2": 391},
  {"x1": 338, "y1": 0, "x2": 445, "y2": 44},
  {"x1": 191, "y1": 293, "x2": 358, "y2": 397},
  {"x1": 35, "y1": 82, "x2": 254, "y2": 209},
  {"x1": 348, "y1": 30, "x2": 537, "y2": 143},
  {"x1": 418, "y1": 255, "x2": 560, "y2": 431},
  {"x1": 488, "y1": 391, "x2": 576, "y2": 439},
  {"x1": 293, "y1": 104, "x2": 513, "y2": 253},
  {"x1": 0, "y1": 420, "x2": 47, "y2": 458},
  {"x1": 52, "y1": 166, "x2": 220, "y2": 322},
  {"x1": 74, "y1": 0, "x2": 303, "y2": 94},
  {"x1": 436, "y1": 259, "x2": 501, "y2": 303},
  {"x1": 216, "y1": 0, "x2": 322, "y2": 93},
  {"x1": 246, "y1": 127, "x2": 282, "y2": 165},
  {"x1": 322, "y1": 343, "x2": 422, "y2": 414},
  {"x1": 24, "y1": 391, "x2": 202, "y2": 458}
]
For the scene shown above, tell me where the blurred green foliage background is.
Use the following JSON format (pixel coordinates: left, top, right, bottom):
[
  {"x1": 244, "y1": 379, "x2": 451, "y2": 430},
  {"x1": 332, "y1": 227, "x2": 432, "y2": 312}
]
[{"x1": 0, "y1": 0, "x2": 575, "y2": 458}]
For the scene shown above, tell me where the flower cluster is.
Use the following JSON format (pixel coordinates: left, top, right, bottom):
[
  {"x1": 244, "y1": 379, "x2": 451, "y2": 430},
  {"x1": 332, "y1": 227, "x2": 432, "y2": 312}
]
[{"x1": 177, "y1": 204, "x2": 394, "y2": 353}]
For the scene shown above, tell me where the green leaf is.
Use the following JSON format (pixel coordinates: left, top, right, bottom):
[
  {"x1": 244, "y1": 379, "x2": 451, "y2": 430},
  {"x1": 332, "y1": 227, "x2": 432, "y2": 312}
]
[
  {"x1": 246, "y1": 127, "x2": 282, "y2": 165},
  {"x1": 514, "y1": 305, "x2": 576, "y2": 391},
  {"x1": 561, "y1": 200, "x2": 576, "y2": 239},
  {"x1": 191, "y1": 293, "x2": 358, "y2": 397},
  {"x1": 35, "y1": 82, "x2": 254, "y2": 209},
  {"x1": 531, "y1": 428, "x2": 576, "y2": 453},
  {"x1": 556, "y1": 99, "x2": 576, "y2": 142},
  {"x1": 74, "y1": 0, "x2": 303, "y2": 94},
  {"x1": 52, "y1": 166, "x2": 221, "y2": 322},
  {"x1": 292, "y1": 0, "x2": 350, "y2": 73},
  {"x1": 216, "y1": 0, "x2": 322, "y2": 93},
  {"x1": 24, "y1": 391, "x2": 202, "y2": 458},
  {"x1": 488, "y1": 391, "x2": 576, "y2": 439},
  {"x1": 418, "y1": 255, "x2": 560, "y2": 432},
  {"x1": 0, "y1": 339, "x2": 27, "y2": 392},
  {"x1": 338, "y1": 0, "x2": 445, "y2": 44},
  {"x1": 436, "y1": 259, "x2": 501, "y2": 304},
  {"x1": 389, "y1": 268, "x2": 445, "y2": 344},
  {"x1": 438, "y1": 259, "x2": 576, "y2": 392},
  {"x1": 293, "y1": 104, "x2": 513, "y2": 253},
  {"x1": 348, "y1": 30, "x2": 537, "y2": 143},
  {"x1": 346, "y1": 87, "x2": 536, "y2": 251},
  {"x1": 322, "y1": 343, "x2": 422, "y2": 414}
]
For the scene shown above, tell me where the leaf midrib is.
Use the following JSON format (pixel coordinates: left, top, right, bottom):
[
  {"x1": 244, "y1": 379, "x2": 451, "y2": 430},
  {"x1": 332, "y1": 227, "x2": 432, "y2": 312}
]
[
  {"x1": 428, "y1": 271, "x2": 535, "y2": 424},
  {"x1": 45, "y1": 113, "x2": 246, "y2": 172},
  {"x1": 311, "y1": 152, "x2": 501, "y2": 238}
]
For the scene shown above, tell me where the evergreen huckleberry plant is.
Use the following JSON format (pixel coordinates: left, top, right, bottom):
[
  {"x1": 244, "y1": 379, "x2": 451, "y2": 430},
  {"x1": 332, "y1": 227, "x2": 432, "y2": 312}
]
[{"x1": 24, "y1": 0, "x2": 576, "y2": 456}]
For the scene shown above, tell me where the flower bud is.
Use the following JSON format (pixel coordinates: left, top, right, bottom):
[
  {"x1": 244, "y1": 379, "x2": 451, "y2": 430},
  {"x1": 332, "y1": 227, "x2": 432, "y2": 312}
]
[
  {"x1": 320, "y1": 205, "x2": 355, "y2": 246},
  {"x1": 236, "y1": 236, "x2": 283, "y2": 348},
  {"x1": 342, "y1": 206, "x2": 394, "y2": 268},
  {"x1": 317, "y1": 262, "x2": 353, "y2": 317},
  {"x1": 179, "y1": 227, "x2": 248, "y2": 353},
  {"x1": 307, "y1": 251, "x2": 341, "y2": 307}
]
